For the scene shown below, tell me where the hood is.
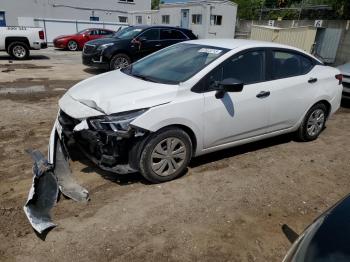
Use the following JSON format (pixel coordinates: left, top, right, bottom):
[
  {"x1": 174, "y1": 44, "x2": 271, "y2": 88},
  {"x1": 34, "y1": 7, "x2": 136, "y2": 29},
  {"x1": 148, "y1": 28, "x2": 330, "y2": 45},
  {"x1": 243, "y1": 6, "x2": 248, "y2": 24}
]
[
  {"x1": 54, "y1": 35, "x2": 74, "y2": 40},
  {"x1": 60, "y1": 70, "x2": 178, "y2": 118},
  {"x1": 85, "y1": 37, "x2": 124, "y2": 46}
]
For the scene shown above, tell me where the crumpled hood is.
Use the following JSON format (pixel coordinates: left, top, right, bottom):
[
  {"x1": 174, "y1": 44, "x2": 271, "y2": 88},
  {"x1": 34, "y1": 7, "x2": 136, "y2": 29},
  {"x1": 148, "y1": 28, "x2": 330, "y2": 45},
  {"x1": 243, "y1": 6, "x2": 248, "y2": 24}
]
[{"x1": 60, "y1": 70, "x2": 178, "y2": 118}]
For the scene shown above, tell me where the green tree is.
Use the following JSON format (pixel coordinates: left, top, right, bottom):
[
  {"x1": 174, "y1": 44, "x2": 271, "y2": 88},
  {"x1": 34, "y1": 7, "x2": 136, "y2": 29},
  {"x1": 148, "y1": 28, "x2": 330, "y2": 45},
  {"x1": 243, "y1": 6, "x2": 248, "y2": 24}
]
[{"x1": 152, "y1": 0, "x2": 163, "y2": 10}]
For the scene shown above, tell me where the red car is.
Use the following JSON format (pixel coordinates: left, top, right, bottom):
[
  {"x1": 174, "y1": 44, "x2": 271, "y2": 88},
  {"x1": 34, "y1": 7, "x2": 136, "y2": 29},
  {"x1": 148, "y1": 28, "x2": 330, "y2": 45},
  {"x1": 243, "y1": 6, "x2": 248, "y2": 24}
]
[{"x1": 53, "y1": 28, "x2": 115, "y2": 51}]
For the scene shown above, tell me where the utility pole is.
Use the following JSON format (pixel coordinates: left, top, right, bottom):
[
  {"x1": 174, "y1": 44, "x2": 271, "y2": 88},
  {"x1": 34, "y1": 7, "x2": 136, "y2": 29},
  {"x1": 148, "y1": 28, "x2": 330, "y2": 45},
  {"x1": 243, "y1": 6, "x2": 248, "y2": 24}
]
[{"x1": 298, "y1": 0, "x2": 304, "y2": 21}]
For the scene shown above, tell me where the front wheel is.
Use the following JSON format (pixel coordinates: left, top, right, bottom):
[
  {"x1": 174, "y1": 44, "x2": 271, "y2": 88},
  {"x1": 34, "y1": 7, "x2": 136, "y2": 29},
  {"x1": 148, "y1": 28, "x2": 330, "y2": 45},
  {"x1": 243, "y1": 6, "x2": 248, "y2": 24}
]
[
  {"x1": 139, "y1": 128, "x2": 192, "y2": 183},
  {"x1": 67, "y1": 40, "x2": 78, "y2": 51},
  {"x1": 296, "y1": 103, "x2": 327, "y2": 141},
  {"x1": 8, "y1": 42, "x2": 30, "y2": 60},
  {"x1": 110, "y1": 54, "x2": 131, "y2": 70}
]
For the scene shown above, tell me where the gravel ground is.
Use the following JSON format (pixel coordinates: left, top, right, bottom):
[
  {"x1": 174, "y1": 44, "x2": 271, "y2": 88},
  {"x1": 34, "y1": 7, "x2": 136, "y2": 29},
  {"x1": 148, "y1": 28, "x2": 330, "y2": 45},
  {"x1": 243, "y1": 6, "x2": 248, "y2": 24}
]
[{"x1": 0, "y1": 48, "x2": 349, "y2": 262}]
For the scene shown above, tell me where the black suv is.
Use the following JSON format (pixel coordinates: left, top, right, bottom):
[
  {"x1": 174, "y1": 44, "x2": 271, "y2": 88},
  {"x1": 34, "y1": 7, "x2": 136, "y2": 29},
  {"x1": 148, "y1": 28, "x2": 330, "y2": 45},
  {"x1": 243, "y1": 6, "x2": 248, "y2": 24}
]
[{"x1": 82, "y1": 25, "x2": 197, "y2": 70}]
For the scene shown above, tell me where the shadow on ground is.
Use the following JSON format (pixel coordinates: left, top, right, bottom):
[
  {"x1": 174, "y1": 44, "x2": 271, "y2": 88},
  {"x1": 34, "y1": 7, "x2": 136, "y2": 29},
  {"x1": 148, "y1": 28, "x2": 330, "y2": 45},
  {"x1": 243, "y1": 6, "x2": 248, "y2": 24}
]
[{"x1": 0, "y1": 55, "x2": 50, "y2": 61}]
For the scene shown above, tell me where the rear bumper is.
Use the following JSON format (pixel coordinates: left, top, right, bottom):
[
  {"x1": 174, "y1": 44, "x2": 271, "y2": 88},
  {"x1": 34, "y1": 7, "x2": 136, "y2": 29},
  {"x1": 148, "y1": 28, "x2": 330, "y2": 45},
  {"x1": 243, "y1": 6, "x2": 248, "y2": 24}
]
[{"x1": 31, "y1": 41, "x2": 48, "y2": 50}]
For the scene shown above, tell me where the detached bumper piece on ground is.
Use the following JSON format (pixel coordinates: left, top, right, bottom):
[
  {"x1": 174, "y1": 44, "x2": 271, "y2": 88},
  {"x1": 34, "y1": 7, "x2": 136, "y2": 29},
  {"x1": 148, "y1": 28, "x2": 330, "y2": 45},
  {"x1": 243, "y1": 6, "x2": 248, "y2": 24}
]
[{"x1": 23, "y1": 139, "x2": 89, "y2": 236}]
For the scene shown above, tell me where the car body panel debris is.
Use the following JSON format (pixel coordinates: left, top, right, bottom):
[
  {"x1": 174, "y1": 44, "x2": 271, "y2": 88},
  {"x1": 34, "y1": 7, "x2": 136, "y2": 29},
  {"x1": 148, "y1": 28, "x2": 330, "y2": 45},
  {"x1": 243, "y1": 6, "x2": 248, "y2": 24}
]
[
  {"x1": 23, "y1": 149, "x2": 58, "y2": 234},
  {"x1": 55, "y1": 140, "x2": 89, "y2": 202},
  {"x1": 24, "y1": 136, "x2": 89, "y2": 235}
]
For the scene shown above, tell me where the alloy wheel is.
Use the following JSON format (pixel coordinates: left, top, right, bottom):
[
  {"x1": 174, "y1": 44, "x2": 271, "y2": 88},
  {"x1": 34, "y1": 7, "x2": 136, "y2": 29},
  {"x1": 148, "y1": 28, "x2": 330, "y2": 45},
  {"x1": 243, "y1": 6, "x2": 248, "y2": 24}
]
[
  {"x1": 307, "y1": 109, "x2": 325, "y2": 136},
  {"x1": 151, "y1": 137, "x2": 187, "y2": 177},
  {"x1": 68, "y1": 41, "x2": 78, "y2": 51},
  {"x1": 113, "y1": 57, "x2": 129, "y2": 70}
]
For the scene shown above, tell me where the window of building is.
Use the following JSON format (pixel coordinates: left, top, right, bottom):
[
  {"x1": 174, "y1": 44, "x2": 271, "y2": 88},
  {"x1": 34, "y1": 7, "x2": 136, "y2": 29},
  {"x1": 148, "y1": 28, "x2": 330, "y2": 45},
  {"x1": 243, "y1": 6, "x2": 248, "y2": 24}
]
[
  {"x1": 160, "y1": 29, "x2": 187, "y2": 40},
  {"x1": 272, "y1": 51, "x2": 314, "y2": 80},
  {"x1": 119, "y1": 0, "x2": 134, "y2": 3},
  {"x1": 192, "y1": 14, "x2": 202, "y2": 24},
  {"x1": 90, "y1": 16, "x2": 99, "y2": 21},
  {"x1": 118, "y1": 16, "x2": 128, "y2": 23},
  {"x1": 136, "y1": 15, "x2": 143, "y2": 24},
  {"x1": 162, "y1": 15, "x2": 170, "y2": 24},
  {"x1": 210, "y1": 15, "x2": 222, "y2": 26}
]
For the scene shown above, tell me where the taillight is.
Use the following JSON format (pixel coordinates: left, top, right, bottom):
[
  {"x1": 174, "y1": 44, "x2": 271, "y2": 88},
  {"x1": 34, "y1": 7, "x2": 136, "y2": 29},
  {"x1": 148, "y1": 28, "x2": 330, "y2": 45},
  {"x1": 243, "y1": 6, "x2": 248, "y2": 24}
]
[
  {"x1": 335, "y1": 74, "x2": 343, "y2": 85},
  {"x1": 39, "y1": 30, "x2": 45, "y2": 40}
]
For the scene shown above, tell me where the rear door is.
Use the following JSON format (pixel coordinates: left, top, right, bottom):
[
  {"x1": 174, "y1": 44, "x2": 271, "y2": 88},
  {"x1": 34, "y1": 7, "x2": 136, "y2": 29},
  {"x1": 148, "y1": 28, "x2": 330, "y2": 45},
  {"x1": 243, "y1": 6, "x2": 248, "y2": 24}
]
[
  {"x1": 160, "y1": 28, "x2": 189, "y2": 48},
  {"x1": 202, "y1": 49, "x2": 271, "y2": 148},
  {"x1": 88, "y1": 29, "x2": 101, "y2": 41},
  {"x1": 265, "y1": 49, "x2": 321, "y2": 132}
]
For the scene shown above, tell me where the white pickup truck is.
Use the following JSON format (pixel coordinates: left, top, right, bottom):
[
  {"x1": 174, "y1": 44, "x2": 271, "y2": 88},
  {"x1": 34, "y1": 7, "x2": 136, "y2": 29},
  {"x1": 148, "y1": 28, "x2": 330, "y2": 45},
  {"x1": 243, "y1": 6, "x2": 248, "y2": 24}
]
[{"x1": 0, "y1": 26, "x2": 47, "y2": 59}]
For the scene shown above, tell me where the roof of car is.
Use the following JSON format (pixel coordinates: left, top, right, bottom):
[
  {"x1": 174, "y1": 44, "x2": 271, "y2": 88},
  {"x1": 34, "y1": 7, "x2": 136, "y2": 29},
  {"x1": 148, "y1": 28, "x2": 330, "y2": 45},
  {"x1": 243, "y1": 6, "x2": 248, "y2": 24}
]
[
  {"x1": 186, "y1": 38, "x2": 305, "y2": 51},
  {"x1": 132, "y1": 25, "x2": 190, "y2": 31}
]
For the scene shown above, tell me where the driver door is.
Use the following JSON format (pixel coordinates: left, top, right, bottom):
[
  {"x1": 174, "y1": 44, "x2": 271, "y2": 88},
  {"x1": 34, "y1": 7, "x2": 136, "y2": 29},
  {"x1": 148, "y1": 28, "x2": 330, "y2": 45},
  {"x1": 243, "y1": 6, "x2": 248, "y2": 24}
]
[{"x1": 202, "y1": 49, "x2": 271, "y2": 148}]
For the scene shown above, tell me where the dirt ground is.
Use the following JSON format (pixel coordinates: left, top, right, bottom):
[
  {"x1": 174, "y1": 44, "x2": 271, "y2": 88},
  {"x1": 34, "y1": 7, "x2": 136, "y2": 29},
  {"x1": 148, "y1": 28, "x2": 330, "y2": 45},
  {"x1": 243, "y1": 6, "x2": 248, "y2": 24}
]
[{"x1": 0, "y1": 48, "x2": 349, "y2": 262}]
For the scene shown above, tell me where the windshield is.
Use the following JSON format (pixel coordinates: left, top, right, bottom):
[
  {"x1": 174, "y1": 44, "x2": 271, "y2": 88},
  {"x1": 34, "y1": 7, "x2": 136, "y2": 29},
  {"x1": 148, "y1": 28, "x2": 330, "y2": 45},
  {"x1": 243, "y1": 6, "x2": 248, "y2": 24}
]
[
  {"x1": 77, "y1": 29, "x2": 89, "y2": 35},
  {"x1": 122, "y1": 43, "x2": 229, "y2": 84},
  {"x1": 113, "y1": 27, "x2": 143, "y2": 39}
]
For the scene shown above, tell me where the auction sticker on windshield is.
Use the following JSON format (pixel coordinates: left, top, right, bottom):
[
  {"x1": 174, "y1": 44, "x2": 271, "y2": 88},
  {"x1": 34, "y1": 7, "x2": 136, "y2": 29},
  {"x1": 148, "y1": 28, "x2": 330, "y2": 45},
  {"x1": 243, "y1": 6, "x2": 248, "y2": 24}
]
[{"x1": 198, "y1": 48, "x2": 222, "y2": 54}]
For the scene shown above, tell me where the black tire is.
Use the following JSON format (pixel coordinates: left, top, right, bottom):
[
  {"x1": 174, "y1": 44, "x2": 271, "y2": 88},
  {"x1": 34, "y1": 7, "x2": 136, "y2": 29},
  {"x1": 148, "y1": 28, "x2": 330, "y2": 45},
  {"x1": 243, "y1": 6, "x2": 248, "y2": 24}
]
[
  {"x1": 296, "y1": 103, "x2": 327, "y2": 141},
  {"x1": 139, "y1": 127, "x2": 192, "y2": 183},
  {"x1": 110, "y1": 53, "x2": 131, "y2": 70},
  {"x1": 8, "y1": 42, "x2": 30, "y2": 60},
  {"x1": 67, "y1": 40, "x2": 78, "y2": 51}
]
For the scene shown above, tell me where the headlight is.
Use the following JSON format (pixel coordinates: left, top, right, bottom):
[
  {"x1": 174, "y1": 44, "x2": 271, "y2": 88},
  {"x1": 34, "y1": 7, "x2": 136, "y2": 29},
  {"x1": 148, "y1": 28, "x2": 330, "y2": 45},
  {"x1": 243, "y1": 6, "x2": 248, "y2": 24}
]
[
  {"x1": 88, "y1": 109, "x2": 148, "y2": 132},
  {"x1": 97, "y1": 43, "x2": 114, "y2": 51}
]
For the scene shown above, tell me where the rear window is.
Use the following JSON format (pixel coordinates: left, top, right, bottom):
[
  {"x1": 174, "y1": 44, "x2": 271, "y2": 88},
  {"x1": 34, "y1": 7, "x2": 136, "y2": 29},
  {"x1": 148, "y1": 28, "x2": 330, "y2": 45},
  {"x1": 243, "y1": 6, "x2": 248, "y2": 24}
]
[{"x1": 272, "y1": 51, "x2": 314, "y2": 79}]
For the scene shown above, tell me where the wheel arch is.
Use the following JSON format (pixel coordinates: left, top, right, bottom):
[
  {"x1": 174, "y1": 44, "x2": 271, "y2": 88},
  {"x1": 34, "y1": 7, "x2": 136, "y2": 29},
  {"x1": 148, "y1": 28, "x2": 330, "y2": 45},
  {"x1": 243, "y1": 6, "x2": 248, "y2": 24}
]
[
  {"x1": 110, "y1": 49, "x2": 132, "y2": 61},
  {"x1": 158, "y1": 124, "x2": 197, "y2": 154},
  {"x1": 314, "y1": 100, "x2": 332, "y2": 119},
  {"x1": 5, "y1": 37, "x2": 30, "y2": 50}
]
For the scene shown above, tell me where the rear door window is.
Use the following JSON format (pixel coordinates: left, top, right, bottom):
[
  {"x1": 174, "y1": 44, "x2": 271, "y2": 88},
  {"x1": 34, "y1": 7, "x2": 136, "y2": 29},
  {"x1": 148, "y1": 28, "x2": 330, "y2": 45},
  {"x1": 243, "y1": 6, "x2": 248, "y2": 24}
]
[
  {"x1": 160, "y1": 29, "x2": 187, "y2": 40},
  {"x1": 272, "y1": 51, "x2": 314, "y2": 79}
]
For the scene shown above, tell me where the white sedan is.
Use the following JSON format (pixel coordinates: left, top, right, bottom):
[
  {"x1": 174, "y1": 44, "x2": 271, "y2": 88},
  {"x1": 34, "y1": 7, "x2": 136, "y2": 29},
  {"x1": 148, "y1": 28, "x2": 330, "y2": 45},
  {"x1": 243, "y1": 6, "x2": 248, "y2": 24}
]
[{"x1": 51, "y1": 39, "x2": 343, "y2": 183}]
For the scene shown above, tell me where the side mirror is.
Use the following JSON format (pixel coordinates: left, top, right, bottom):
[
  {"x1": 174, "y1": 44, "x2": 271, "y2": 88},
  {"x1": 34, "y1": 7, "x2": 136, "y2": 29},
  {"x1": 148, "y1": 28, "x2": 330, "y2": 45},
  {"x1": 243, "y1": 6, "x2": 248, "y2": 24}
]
[
  {"x1": 138, "y1": 36, "x2": 147, "y2": 42},
  {"x1": 215, "y1": 78, "x2": 244, "y2": 99}
]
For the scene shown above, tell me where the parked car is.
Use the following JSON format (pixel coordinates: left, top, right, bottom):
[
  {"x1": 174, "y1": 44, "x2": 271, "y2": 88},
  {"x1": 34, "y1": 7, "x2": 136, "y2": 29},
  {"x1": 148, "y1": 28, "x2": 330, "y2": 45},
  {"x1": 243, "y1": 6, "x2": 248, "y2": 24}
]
[
  {"x1": 51, "y1": 39, "x2": 342, "y2": 183},
  {"x1": 0, "y1": 26, "x2": 47, "y2": 59},
  {"x1": 337, "y1": 62, "x2": 350, "y2": 99},
  {"x1": 82, "y1": 25, "x2": 197, "y2": 70},
  {"x1": 53, "y1": 28, "x2": 115, "y2": 51},
  {"x1": 283, "y1": 194, "x2": 350, "y2": 262}
]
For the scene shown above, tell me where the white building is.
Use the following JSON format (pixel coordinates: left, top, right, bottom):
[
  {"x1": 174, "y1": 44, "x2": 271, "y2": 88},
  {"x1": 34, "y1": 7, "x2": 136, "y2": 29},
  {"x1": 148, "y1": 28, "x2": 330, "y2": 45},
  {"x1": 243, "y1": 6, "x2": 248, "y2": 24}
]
[
  {"x1": 129, "y1": 0, "x2": 237, "y2": 39},
  {"x1": 0, "y1": 0, "x2": 151, "y2": 26}
]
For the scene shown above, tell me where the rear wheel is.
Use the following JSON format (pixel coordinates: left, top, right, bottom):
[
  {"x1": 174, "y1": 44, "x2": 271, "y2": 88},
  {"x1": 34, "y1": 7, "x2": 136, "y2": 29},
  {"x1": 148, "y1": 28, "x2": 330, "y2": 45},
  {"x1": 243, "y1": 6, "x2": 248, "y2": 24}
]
[
  {"x1": 139, "y1": 128, "x2": 192, "y2": 183},
  {"x1": 67, "y1": 40, "x2": 78, "y2": 51},
  {"x1": 8, "y1": 42, "x2": 30, "y2": 60},
  {"x1": 110, "y1": 54, "x2": 131, "y2": 70},
  {"x1": 296, "y1": 103, "x2": 327, "y2": 141}
]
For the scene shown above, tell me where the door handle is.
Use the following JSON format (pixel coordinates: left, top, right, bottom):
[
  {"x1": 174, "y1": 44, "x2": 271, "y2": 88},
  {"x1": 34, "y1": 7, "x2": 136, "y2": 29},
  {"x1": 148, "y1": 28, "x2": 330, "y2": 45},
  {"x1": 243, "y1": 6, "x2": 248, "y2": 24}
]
[
  {"x1": 256, "y1": 91, "x2": 270, "y2": 98},
  {"x1": 308, "y1": 77, "x2": 318, "y2": 83},
  {"x1": 155, "y1": 44, "x2": 162, "y2": 47}
]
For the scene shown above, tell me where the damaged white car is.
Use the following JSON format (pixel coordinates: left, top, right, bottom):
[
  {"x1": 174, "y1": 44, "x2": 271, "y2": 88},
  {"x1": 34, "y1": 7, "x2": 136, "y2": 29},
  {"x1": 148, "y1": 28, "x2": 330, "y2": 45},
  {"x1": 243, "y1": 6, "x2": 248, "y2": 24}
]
[{"x1": 50, "y1": 39, "x2": 343, "y2": 183}]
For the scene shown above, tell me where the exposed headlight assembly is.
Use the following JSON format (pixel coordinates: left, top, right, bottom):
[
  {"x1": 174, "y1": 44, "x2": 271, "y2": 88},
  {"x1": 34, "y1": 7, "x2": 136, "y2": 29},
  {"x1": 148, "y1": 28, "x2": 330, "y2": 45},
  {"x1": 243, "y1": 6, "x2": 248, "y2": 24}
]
[{"x1": 88, "y1": 109, "x2": 148, "y2": 132}]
